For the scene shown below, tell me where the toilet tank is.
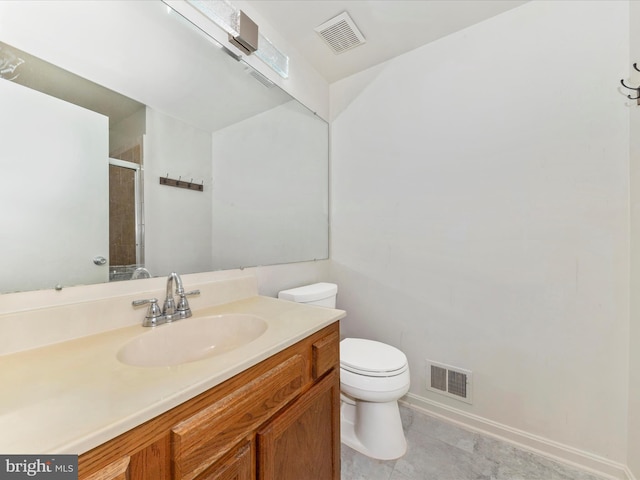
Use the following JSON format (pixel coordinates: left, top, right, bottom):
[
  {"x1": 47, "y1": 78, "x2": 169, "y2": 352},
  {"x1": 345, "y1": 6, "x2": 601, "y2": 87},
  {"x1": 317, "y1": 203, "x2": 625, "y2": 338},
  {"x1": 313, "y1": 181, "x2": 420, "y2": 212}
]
[{"x1": 278, "y1": 282, "x2": 338, "y2": 308}]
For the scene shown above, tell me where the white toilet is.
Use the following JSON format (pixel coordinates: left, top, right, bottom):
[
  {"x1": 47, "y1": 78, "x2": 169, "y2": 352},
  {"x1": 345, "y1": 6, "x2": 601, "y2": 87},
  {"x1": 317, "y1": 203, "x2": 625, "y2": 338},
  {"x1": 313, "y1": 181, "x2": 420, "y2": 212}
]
[{"x1": 278, "y1": 283, "x2": 410, "y2": 460}]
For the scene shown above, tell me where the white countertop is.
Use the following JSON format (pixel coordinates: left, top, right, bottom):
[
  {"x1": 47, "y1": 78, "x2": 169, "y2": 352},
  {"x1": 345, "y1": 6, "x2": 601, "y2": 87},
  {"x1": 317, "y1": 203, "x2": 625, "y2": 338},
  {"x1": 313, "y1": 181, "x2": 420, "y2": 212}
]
[{"x1": 0, "y1": 295, "x2": 344, "y2": 454}]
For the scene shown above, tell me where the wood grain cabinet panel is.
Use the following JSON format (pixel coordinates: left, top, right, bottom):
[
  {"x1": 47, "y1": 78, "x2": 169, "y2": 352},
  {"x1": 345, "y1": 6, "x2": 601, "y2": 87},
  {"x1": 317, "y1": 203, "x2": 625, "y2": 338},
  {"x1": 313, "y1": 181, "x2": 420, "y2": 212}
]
[
  {"x1": 172, "y1": 354, "x2": 305, "y2": 480},
  {"x1": 257, "y1": 370, "x2": 340, "y2": 480},
  {"x1": 312, "y1": 331, "x2": 339, "y2": 379},
  {"x1": 130, "y1": 436, "x2": 171, "y2": 480},
  {"x1": 194, "y1": 441, "x2": 253, "y2": 480},
  {"x1": 82, "y1": 456, "x2": 130, "y2": 480}
]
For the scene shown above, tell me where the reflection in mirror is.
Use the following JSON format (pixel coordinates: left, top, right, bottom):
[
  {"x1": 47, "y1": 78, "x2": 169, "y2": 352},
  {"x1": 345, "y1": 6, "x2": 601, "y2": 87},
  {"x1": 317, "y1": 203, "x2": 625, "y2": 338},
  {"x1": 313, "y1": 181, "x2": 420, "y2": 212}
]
[{"x1": 0, "y1": 1, "x2": 328, "y2": 294}]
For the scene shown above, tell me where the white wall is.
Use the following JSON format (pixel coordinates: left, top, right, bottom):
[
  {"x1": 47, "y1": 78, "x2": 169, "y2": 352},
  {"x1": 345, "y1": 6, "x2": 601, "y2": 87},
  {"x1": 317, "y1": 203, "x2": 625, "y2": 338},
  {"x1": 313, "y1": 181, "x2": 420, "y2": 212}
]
[
  {"x1": 628, "y1": 1, "x2": 640, "y2": 477},
  {"x1": 211, "y1": 101, "x2": 329, "y2": 270},
  {"x1": 331, "y1": 0, "x2": 630, "y2": 466},
  {"x1": 144, "y1": 108, "x2": 213, "y2": 276}
]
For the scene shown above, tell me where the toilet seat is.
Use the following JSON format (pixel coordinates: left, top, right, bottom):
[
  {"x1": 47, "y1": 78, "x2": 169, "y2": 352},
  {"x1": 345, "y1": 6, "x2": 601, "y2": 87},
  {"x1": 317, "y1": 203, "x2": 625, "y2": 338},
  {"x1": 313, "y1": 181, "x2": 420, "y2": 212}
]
[{"x1": 340, "y1": 338, "x2": 408, "y2": 377}]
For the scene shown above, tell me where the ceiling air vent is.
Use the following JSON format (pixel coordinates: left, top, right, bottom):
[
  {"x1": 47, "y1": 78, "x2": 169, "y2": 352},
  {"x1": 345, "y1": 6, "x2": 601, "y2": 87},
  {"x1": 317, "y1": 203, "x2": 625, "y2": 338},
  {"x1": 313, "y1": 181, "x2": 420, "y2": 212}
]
[{"x1": 314, "y1": 12, "x2": 366, "y2": 55}]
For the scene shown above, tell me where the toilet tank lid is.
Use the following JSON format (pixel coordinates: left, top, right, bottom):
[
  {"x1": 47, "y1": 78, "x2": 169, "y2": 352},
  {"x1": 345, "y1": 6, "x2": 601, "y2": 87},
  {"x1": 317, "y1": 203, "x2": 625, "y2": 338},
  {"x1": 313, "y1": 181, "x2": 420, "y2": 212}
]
[{"x1": 278, "y1": 282, "x2": 337, "y2": 302}]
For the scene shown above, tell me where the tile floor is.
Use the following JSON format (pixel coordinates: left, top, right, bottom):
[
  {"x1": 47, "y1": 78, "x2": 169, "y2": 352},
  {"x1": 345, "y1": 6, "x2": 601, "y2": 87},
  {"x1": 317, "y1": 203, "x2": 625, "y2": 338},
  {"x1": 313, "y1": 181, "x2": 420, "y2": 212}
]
[{"x1": 341, "y1": 406, "x2": 608, "y2": 480}]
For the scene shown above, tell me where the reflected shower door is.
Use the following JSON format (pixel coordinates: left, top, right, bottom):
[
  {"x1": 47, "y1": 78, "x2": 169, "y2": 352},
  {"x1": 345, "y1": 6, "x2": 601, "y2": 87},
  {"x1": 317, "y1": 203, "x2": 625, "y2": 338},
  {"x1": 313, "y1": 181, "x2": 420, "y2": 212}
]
[{"x1": 109, "y1": 156, "x2": 143, "y2": 280}]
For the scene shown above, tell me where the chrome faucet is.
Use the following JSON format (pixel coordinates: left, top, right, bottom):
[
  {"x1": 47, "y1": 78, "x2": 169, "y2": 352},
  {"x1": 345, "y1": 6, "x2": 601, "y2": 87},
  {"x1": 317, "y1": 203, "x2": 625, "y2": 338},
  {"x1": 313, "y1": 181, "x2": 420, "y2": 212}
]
[
  {"x1": 163, "y1": 272, "x2": 180, "y2": 316},
  {"x1": 132, "y1": 272, "x2": 200, "y2": 327}
]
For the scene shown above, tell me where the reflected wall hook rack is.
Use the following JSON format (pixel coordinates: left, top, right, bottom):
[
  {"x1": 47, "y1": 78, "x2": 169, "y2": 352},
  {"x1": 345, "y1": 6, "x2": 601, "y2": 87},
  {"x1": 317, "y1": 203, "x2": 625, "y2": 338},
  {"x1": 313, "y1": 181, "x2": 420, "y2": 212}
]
[
  {"x1": 621, "y1": 63, "x2": 640, "y2": 103},
  {"x1": 160, "y1": 174, "x2": 204, "y2": 192}
]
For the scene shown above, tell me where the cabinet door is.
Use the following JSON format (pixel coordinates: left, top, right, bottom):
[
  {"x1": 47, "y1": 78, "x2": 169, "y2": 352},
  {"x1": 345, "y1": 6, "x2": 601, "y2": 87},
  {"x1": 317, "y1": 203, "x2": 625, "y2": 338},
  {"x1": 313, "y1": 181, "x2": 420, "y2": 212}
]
[
  {"x1": 257, "y1": 370, "x2": 340, "y2": 480},
  {"x1": 195, "y1": 442, "x2": 253, "y2": 480}
]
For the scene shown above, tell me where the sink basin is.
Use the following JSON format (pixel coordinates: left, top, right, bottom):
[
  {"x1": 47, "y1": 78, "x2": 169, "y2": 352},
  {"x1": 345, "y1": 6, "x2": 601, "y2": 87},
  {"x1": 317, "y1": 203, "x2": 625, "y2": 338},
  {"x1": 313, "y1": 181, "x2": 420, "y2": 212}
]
[{"x1": 117, "y1": 314, "x2": 268, "y2": 367}]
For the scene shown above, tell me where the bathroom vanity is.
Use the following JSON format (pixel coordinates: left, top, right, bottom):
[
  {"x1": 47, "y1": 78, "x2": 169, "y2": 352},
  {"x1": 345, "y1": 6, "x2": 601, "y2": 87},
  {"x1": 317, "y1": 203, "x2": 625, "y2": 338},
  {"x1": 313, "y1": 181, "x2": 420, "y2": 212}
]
[
  {"x1": 79, "y1": 322, "x2": 340, "y2": 480},
  {"x1": 0, "y1": 271, "x2": 344, "y2": 480}
]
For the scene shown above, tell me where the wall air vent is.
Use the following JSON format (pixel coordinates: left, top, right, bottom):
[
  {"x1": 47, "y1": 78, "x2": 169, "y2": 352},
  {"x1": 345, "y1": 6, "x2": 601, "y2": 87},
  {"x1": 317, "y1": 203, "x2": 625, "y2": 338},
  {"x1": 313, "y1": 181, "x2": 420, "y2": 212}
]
[
  {"x1": 426, "y1": 360, "x2": 473, "y2": 404},
  {"x1": 314, "y1": 11, "x2": 366, "y2": 55}
]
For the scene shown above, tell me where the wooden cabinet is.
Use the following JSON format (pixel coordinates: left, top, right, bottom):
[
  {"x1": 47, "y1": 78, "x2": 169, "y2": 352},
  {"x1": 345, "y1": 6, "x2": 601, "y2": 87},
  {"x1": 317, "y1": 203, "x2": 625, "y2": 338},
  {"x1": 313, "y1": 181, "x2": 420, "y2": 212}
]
[
  {"x1": 78, "y1": 322, "x2": 340, "y2": 480},
  {"x1": 257, "y1": 371, "x2": 340, "y2": 480}
]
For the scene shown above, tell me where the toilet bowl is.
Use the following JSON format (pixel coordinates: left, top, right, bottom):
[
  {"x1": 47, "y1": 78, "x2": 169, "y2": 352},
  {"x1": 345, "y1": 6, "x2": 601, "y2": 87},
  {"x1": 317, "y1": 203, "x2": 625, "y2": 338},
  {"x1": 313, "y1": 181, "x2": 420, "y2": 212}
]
[
  {"x1": 339, "y1": 337, "x2": 410, "y2": 460},
  {"x1": 278, "y1": 283, "x2": 411, "y2": 460}
]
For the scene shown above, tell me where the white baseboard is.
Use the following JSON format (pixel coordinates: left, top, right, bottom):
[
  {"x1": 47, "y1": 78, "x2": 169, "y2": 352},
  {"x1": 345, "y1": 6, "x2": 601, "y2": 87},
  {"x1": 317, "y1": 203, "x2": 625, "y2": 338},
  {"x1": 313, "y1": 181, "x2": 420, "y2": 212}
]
[{"x1": 400, "y1": 393, "x2": 633, "y2": 480}]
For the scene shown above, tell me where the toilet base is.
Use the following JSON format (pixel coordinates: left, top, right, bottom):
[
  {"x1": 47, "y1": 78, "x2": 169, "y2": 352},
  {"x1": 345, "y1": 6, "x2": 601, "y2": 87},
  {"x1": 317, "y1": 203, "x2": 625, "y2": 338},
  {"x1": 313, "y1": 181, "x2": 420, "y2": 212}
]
[{"x1": 340, "y1": 396, "x2": 407, "y2": 460}]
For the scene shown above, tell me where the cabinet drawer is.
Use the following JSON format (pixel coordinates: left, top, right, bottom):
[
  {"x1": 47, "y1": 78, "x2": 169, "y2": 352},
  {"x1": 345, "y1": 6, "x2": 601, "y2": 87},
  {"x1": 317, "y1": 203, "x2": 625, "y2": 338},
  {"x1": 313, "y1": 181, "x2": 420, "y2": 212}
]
[
  {"x1": 312, "y1": 331, "x2": 339, "y2": 379},
  {"x1": 172, "y1": 354, "x2": 305, "y2": 480}
]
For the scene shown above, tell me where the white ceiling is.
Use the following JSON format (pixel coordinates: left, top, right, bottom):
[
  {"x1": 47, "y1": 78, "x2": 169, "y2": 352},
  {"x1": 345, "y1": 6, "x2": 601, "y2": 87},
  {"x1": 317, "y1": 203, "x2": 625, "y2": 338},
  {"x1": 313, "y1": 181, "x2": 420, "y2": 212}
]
[{"x1": 247, "y1": 0, "x2": 529, "y2": 83}]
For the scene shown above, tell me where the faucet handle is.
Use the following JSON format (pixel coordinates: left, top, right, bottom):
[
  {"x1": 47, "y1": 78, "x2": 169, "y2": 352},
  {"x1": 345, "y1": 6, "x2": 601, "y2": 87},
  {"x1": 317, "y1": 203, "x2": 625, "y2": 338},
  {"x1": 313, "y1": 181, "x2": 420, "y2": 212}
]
[
  {"x1": 132, "y1": 298, "x2": 163, "y2": 326},
  {"x1": 176, "y1": 289, "x2": 200, "y2": 317},
  {"x1": 132, "y1": 297, "x2": 159, "y2": 308}
]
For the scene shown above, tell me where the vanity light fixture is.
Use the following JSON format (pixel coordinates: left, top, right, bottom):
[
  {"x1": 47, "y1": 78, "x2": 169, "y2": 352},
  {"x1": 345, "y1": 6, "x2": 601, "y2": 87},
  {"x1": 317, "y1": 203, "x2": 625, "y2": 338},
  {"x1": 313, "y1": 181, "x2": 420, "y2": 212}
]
[
  {"x1": 255, "y1": 32, "x2": 289, "y2": 79},
  {"x1": 186, "y1": 0, "x2": 240, "y2": 37},
  {"x1": 184, "y1": 0, "x2": 289, "y2": 78},
  {"x1": 228, "y1": 10, "x2": 258, "y2": 55}
]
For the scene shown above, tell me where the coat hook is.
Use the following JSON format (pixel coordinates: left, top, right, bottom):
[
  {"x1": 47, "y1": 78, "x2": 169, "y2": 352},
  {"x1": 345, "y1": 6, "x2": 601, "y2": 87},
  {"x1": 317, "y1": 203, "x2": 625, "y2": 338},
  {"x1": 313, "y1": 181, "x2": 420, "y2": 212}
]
[
  {"x1": 620, "y1": 79, "x2": 640, "y2": 100},
  {"x1": 634, "y1": 63, "x2": 640, "y2": 73},
  {"x1": 160, "y1": 174, "x2": 203, "y2": 192},
  {"x1": 620, "y1": 78, "x2": 637, "y2": 90}
]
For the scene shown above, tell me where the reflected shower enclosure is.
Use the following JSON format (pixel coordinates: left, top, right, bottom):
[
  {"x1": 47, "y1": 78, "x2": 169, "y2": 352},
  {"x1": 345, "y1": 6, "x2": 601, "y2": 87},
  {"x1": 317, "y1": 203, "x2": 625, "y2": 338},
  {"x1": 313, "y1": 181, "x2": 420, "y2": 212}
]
[{"x1": 109, "y1": 152, "x2": 144, "y2": 282}]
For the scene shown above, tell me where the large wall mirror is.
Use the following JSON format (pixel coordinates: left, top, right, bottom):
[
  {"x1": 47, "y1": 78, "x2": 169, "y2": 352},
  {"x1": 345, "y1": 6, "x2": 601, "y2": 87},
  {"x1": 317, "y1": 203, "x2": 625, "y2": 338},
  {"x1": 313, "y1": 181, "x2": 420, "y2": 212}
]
[{"x1": 0, "y1": 1, "x2": 329, "y2": 294}]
